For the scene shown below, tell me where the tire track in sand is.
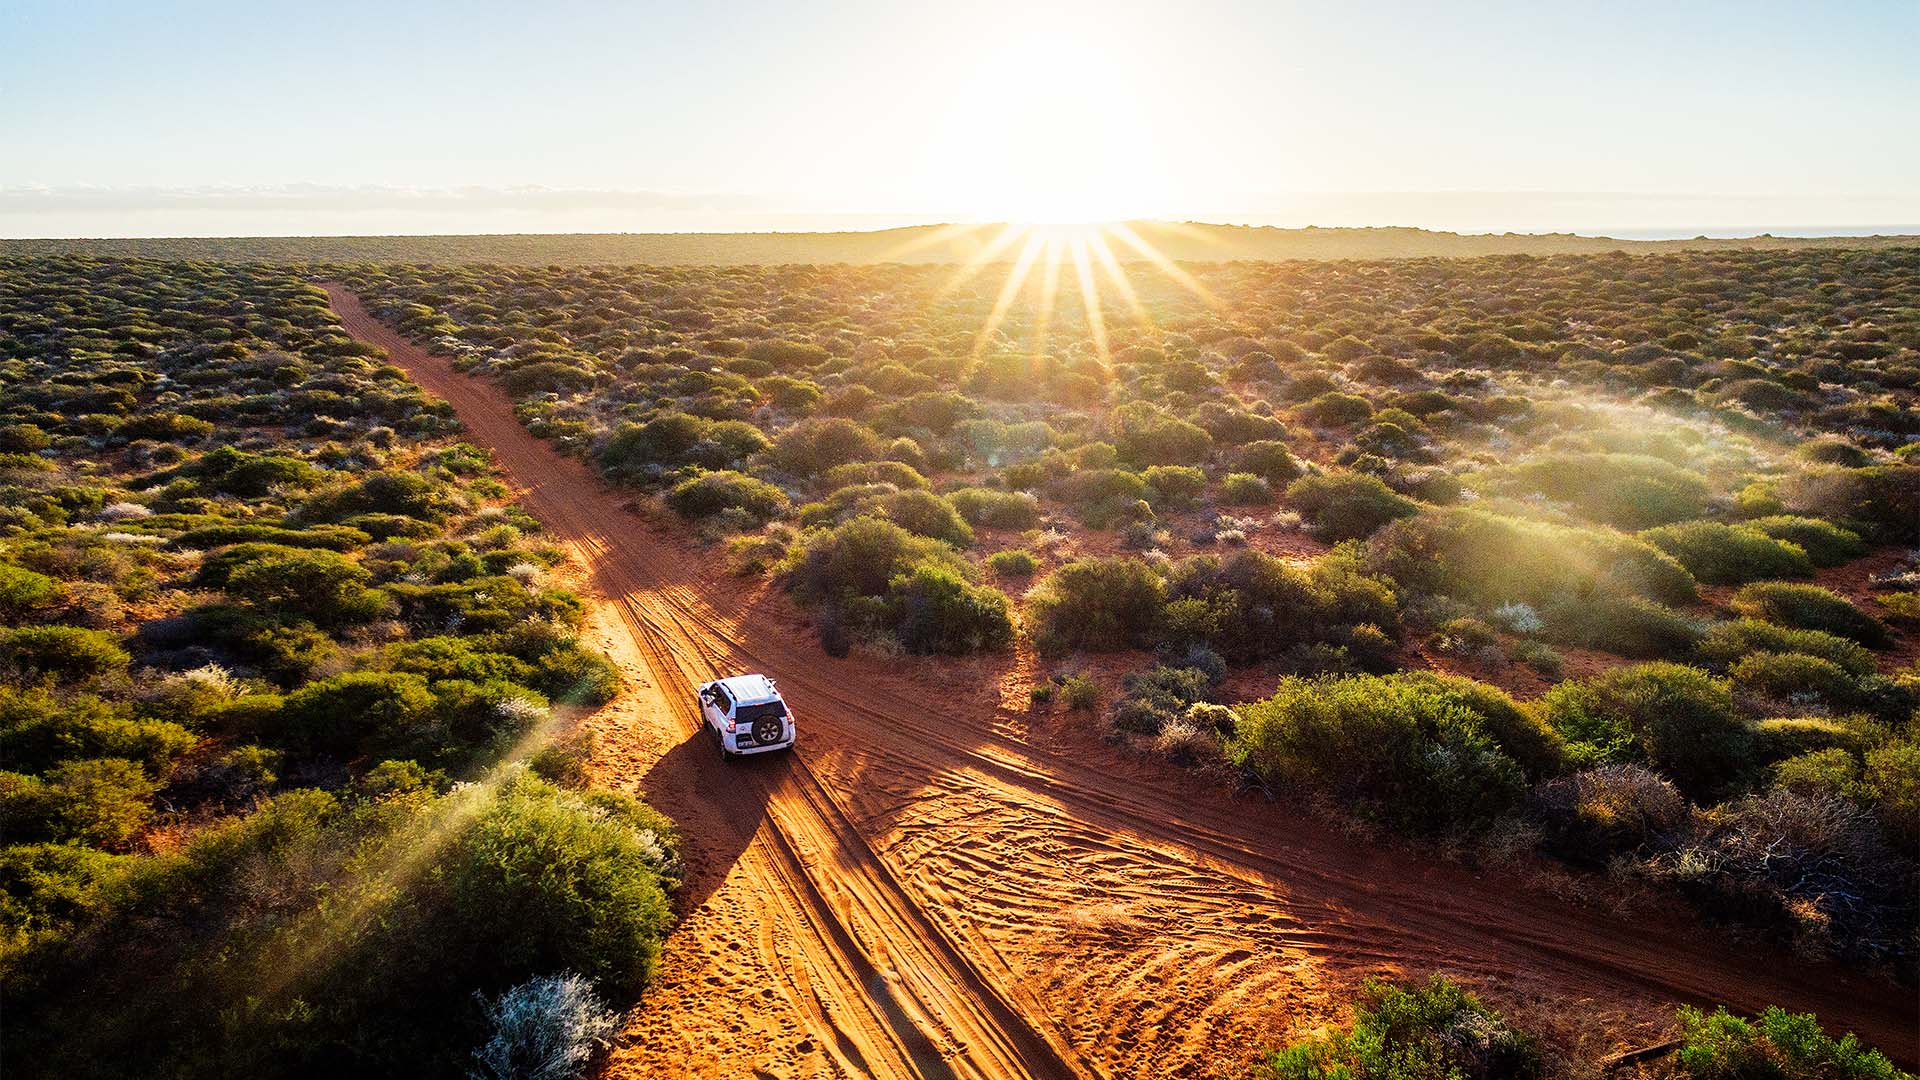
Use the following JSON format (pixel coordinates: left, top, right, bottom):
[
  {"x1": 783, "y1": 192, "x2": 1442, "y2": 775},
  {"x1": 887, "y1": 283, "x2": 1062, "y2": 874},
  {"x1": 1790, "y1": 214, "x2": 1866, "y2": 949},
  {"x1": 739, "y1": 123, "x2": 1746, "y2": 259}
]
[
  {"x1": 322, "y1": 284, "x2": 1916, "y2": 1076},
  {"x1": 323, "y1": 284, "x2": 1076, "y2": 1080}
]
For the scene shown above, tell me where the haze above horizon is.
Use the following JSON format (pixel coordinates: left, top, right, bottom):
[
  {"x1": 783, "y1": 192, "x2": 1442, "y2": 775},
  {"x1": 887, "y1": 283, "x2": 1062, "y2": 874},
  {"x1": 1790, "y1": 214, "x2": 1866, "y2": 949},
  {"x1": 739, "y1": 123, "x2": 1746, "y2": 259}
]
[{"x1": 4, "y1": 0, "x2": 1916, "y2": 239}]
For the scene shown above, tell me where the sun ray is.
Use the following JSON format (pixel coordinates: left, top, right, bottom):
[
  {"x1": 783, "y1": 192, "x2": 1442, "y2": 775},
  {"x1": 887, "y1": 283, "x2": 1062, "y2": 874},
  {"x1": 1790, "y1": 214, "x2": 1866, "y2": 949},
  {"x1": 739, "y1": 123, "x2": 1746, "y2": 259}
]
[
  {"x1": 875, "y1": 221, "x2": 998, "y2": 264},
  {"x1": 1029, "y1": 235, "x2": 1063, "y2": 361},
  {"x1": 1087, "y1": 230, "x2": 1154, "y2": 331},
  {"x1": 1104, "y1": 221, "x2": 1221, "y2": 308},
  {"x1": 933, "y1": 222, "x2": 1030, "y2": 301},
  {"x1": 970, "y1": 231, "x2": 1046, "y2": 359},
  {"x1": 1068, "y1": 234, "x2": 1112, "y2": 366}
]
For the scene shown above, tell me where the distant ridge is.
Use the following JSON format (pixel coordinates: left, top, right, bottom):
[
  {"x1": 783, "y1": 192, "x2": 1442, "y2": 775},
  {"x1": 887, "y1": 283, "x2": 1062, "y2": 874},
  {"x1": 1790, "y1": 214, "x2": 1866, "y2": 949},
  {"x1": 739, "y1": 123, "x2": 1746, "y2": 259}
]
[{"x1": 6, "y1": 222, "x2": 1916, "y2": 265}]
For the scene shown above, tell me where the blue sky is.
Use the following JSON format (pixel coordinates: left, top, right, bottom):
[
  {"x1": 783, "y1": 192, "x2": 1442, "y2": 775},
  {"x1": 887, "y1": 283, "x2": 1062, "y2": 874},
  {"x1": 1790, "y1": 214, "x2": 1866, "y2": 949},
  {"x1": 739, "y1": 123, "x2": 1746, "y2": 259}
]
[{"x1": 3, "y1": 0, "x2": 1916, "y2": 235}]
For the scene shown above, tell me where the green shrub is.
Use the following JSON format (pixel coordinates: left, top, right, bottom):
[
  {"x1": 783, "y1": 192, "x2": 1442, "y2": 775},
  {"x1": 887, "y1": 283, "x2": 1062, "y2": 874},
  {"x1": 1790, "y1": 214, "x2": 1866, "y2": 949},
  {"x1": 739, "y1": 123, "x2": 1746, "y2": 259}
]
[
  {"x1": 1, "y1": 627, "x2": 129, "y2": 684},
  {"x1": 945, "y1": 487, "x2": 1040, "y2": 530},
  {"x1": 1544, "y1": 593, "x2": 1703, "y2": 657},
  {"x1": 1, "y1": 758, "x2": 159, "y2": 849},
  {"x1": 887, "y1": 563, "x2": 1014, "y2": 654},
  {"x1": 1162, "y1": 549, "x2": 1398, "y2": 664},
  {"x1": 276, "y1": 671, "x2": 439, "y2": 758},
  {"x1": 1640, "y1": 521, "x2": 1813, "y2": 585},
  {"x1": 1539, "y1": 662, "x2": 1750, "y2": 798},
  {"x1": 1234, "y1": 439, "x2": 1302, "y2": 482},
  {"x1": 1730, "y1": 653, "x2": 1861, "y2": 711},
  {"x1": 534, "y1": 646, "x2": 621, "y2": 706},
  {"x1": 787, "y1": 516, "x2": 966, "y2": 602},
  {"x1": 0, "y1": 687, "x2": 196, "y2": 774},
  {"x1": 1257, "y1": 977, "x2": 1540, "y2": 1080},
  {"x1": 1110, "y1": 401, "x2": 1211, "y2": 466},
  {"x1": 1025, "y1": 558, "x2": 1166, "y2": 654},
  {"x1": 818, "y1": 459, "x2": 927, "y2": 491},
  {"x1": 226, "y1": 549, "x2": 388, "y2": 627},
  {"x1": 1673, "y1": 1005, "x2": 1903, "y2": 1080},
  {"x1": 771, "y1": 418, "x2": 884, "y2": 477},
  {"x1": 1781, "y1": 465, "x2": 1920, "y2": 542},
  {"x1": 451, "y1": 774, "x2": 676, "y2": 1000},
  {"x1": 1219, "y1": 472, "x2": 1274, "y2": 506},
  {"x1": 1731, "y1": 582, "x2": 1891, "y2": 648},
  {"x1": 0, "y1": 564, "x2": 63, "y2": 621},
  {"x1": 1473, "y1": 452, "x2": 1709, "y2": 528},
  {"x1": 1296, "y1": 390, "x2": 1374, "y2": 426},
  {"x1": 1229, "y1": 673, "x2": 1534, "y2": 833},
  {"x1": 1695, "y1": 618, "x2": 1875, "y2": 676},
  {"x1": 664, "y1": 470, "x2": 789, "y2": 522},
  {"x1": 1054, "y1": 468, "x2": 1153, "y2": 528},
  {"x1": 1745, "y1": 515, "x2": 1868, "y2": 567},
  {"x1": 1368, "y1": 507, "x2": 1698, "y2": 608},
  {"x1": 1285, "y1": 471, "x2": 1417, "y2": 541},
  {"x1": 986, "y1": 549, "x2": 1038, "y2": 576},
  {"x1": 1060, "y1": 674, "x2": 1100, "y2": 711},
  {"x1": 301, "y1": 469, "x2": 447, "y2": 524},
  {"x1": 1142, "y1": 465, "x2": 1208, "y2": 509}
]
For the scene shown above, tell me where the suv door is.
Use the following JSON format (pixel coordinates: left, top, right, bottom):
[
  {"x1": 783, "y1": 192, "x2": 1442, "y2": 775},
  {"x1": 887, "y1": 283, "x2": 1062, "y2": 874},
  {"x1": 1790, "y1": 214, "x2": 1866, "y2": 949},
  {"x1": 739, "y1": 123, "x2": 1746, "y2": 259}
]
[{"x1": 701, "y1": 682, "x2": 733, "y2": 735}]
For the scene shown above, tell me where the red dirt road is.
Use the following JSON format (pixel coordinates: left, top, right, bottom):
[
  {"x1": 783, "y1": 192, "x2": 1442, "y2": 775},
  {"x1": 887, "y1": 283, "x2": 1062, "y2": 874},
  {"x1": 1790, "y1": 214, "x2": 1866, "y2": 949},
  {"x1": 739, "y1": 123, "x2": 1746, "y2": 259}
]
[{"x1": 322, "y1": 284, "x2": 1916, "y2": 1079}]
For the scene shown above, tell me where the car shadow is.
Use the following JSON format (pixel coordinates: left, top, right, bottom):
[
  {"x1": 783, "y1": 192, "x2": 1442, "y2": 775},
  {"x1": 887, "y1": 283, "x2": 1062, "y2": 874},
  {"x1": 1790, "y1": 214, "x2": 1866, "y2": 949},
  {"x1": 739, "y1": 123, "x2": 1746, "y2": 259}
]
[{"x1": 640, "y1": 722, "x2": 779, "y2": 914}]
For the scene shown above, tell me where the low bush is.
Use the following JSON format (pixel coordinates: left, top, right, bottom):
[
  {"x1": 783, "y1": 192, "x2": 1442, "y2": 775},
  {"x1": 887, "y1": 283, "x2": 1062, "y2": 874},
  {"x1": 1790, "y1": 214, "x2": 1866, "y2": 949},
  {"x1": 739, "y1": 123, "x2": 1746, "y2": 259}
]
[
  {"x1": 0, "y1": 627, "x2": 129, "y2": 684},
  {"x1": 787, "y1": 517, "x2": 966, "y2": 603},
  {"x1": 1295, "y1": 390, "x2": 1374, "y2": 426},
  {"x1": 1531, "y1": 763, "x2": 1687, "y2": 865},
  {"x1": 1640, "y1": 521, "x2": 1813, "y2": 585},
  {"x1": 225, "y1": 548, "x2": 389, "y2": 627},
  {"x1": 1780, "y1": 465, "x2": 1920, "y2": 543},
  {"x1": 1673, "y1": 1004, "x2": 1904, "y2": 1080},
  {"x1": 1285, "y1": 471, "x2": 1417, "y2": 541},
  {"x1": 1366, "y1": 507, "x2": 1698, "y2": 609},
  {"x1": 0, "y1": 564, "x2": 63, "y2": 620},
  {"x1": 665, "y1": 470, "x2": 789, "y2": 523},
  {"x1": 887, "y1": 564, "x2": 1014, "y2": 655},
  {"x1": 1257, "y1": 976, "x2": 1540, "y2": 1080},
  {"x1": 1729, "y1": 652, "x2": 1861, "y2": 712},
  {"x1": 1142, "y1": 465, "x2": 1208, "y2": 510},
  {"x1": 1473, "y1": 452, "x2": 1709, "y2": 529},
  {"x1": 1233, "y1": 440, "x2": 1301, "y2": 482},
  {"x1": 1025, "y1": 558, "x2": 1166, "y2": 654},
  {"x1": 944, "y1": 487, "x2": 1040, "y2": 529},
  {"x1": 771, "y1": 418, "x2": 885, "y2": 477},
  {"x1": 1695, "y1": 619, "x2": 1875, "y2": 677},
  {"x1": 1746, "y1": 515, "x2": 1868, "y2": 567},
  {"x1": 1219, "y1": 472, "x2": 1274, "y2": 505},
  {"x1": 1229, "y1": 672, "x2": 1538, "y2": 833},
  {"x1": 470, "y1": 972, "x2": 619, "y2": 1080},
  {"x1": 1539, "y1": 662, "x2": 1751, "y2": 799},
  {"x1": 1544, "y1": 593, "x2": 1703, "y2": 657},
  {"x1": 1731, "y1": 583, "x2": 1892, "y2": 648},
  {"x1": 985, "y1": 549, "x2": 1038, "y2": 576}
]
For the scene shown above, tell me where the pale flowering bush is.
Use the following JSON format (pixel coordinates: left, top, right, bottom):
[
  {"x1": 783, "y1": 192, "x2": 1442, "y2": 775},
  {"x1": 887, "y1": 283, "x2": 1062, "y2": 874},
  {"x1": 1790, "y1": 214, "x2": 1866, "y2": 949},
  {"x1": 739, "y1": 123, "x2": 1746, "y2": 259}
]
[
  {"x1": 98, "y1": 501, "x2": 153, "y2": 521},
  {"x1": 470, "y1": 972, "x2": 619, "y2": 1080},
  {"x1": 1491, "y1": 601, "x2": 1545, "y2": 635}
]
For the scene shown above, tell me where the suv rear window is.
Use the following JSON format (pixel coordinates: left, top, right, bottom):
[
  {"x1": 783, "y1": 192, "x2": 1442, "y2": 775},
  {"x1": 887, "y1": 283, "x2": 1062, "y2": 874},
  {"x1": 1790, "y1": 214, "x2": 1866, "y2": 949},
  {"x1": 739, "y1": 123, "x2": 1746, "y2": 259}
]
[{"x1": 736, "y1": 701, "x2": 788, "y2": 722}]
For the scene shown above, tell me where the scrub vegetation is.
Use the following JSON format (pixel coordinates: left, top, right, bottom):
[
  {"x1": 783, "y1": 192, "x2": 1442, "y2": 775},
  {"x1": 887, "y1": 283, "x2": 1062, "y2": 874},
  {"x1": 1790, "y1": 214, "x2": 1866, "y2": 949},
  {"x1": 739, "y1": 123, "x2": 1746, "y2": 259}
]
[
  {"x1": 337, "y1": 244, "x2": 1918, "y2": 974},
  {"x1": 0, "y1": 258, "x2": 675, "y2": 1078}
]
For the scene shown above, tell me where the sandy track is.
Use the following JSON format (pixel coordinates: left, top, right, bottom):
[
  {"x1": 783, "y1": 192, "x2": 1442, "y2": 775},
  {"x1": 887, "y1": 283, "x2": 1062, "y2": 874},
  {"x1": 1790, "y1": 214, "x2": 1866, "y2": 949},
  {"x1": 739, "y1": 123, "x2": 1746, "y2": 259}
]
[{"x1": 322, "y1": 285, "x2": 1916, "y2": 1078}]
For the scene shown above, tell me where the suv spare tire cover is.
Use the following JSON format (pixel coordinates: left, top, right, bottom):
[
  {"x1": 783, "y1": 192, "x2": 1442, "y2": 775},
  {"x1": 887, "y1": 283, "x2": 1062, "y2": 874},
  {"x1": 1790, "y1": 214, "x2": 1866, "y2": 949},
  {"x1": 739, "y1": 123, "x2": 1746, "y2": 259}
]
[{"x1": 752, "y1": 715, "x2": 783, "y2": 744}]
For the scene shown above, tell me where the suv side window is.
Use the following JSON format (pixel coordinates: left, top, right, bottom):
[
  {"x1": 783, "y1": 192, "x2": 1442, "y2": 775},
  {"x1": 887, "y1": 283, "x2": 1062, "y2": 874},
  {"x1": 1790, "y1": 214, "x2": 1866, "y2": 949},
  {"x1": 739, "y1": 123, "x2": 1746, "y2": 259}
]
[{"x1": 711, "y1": 684, "x2": 733, "y2": 712}]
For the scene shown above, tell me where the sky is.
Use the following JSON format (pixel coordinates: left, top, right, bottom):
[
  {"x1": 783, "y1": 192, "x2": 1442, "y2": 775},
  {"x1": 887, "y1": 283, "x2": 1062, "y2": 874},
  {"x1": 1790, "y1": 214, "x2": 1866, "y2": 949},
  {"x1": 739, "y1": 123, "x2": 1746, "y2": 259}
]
[{"x1": 3, "y1": 0, "x2": 1917, "y2": 237}]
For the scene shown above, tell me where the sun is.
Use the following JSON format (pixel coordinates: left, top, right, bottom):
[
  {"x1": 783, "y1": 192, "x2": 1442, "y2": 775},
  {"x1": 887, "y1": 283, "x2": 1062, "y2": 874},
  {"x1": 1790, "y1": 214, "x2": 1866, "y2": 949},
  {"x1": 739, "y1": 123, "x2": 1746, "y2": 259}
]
[{"x1": 924, "y1": 29, "x2": 1173, "y2": 225}]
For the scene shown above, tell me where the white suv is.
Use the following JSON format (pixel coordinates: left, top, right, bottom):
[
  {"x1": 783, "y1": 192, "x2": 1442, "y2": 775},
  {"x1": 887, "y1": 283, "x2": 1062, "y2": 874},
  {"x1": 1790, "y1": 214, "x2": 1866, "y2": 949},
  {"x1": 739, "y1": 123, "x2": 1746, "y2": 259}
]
[{"x1": 698, "y1": 673, "x2": 795, "y2": 760}]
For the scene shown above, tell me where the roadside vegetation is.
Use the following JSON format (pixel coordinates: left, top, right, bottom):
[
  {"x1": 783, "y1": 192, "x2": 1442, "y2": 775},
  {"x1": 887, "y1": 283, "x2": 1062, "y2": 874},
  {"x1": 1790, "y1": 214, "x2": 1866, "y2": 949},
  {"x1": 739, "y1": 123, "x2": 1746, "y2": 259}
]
[
  {"x1": 1257, "y1": 976, "x2": 1909, "y2": 1080},
  {"x1": 339, "y1": 245, "x2": 1919, "y2": 968},
  {"x1": 0, "y1": 257, "x2": 674, "y2": 1078}
]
